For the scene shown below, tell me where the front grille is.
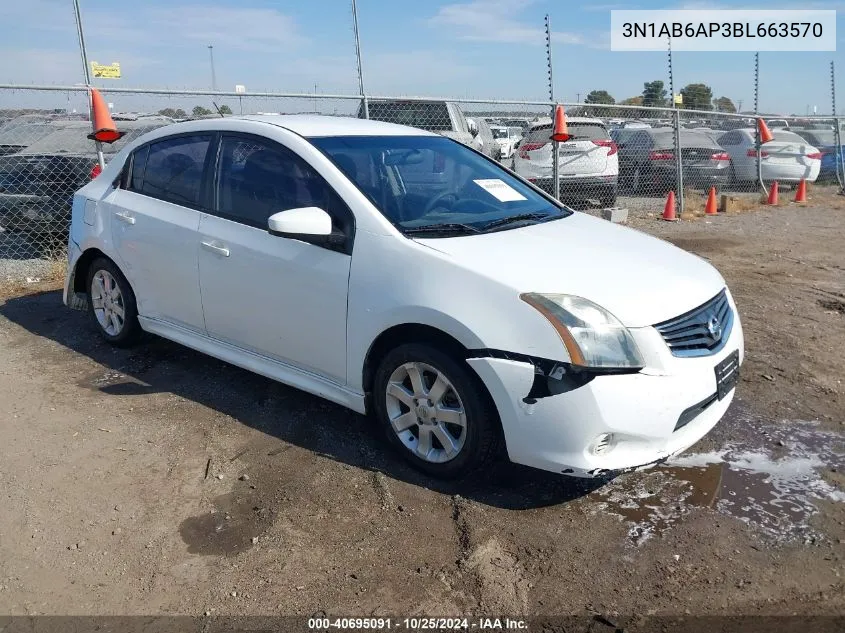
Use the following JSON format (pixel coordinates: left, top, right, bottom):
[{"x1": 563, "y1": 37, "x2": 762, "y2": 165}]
[{"x1": 654, "y1": 289, "x2": 733, "y2": 357}]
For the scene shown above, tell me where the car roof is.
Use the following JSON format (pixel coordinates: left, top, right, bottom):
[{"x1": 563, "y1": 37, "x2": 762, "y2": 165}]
[{"x1": 247, "y1": 114, "x2": 435, "y2": 137}]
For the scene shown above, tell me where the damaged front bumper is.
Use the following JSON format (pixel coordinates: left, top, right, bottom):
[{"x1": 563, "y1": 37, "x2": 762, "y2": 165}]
[{"x1": 466, "y1": 320, "x2": 743, "y2": 478}]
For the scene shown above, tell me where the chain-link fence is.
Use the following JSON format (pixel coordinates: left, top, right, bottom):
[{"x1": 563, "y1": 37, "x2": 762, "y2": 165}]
[{"x1": 1, "y1": 85, "x2": 844, "y2": 282}]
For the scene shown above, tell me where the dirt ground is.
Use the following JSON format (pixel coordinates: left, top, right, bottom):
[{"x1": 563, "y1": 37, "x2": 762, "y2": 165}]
[{"x1": 0, "y1": 196, "x2": 843, "y2": 623}]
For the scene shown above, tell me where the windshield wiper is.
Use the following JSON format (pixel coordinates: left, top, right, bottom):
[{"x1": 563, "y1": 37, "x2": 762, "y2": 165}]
[
  {"x1": 403, "y1": 222, "x2": 482, "y2": 236},
  {"x1": 481, "y1": 212, "x2": 558, "y2": 232}
]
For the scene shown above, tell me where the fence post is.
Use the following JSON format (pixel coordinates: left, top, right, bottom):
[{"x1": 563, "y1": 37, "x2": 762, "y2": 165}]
[
  {"x1": 835, "y1": 117, "x2": 845, "y2": 193},
  {"x1": 72, "y1": 0, "x2": 105, "y2": 171},
  {"x1": 351, "y1": 0, "x2": 369, "y2": 119},
  {"x1": 756, "y1": 125, "x2": 766, "y2": 196},
  {"x1": 673, "y1": 108, "x2": 684, "y2": 215},
  {"x1": 544, "y1": 15, "x2": 559, "y2": 201}
]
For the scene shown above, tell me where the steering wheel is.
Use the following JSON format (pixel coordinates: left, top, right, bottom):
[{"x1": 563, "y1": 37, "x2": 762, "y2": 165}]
[{"x1": 422, "y1": 191, "x2": 458, "y2": 216}]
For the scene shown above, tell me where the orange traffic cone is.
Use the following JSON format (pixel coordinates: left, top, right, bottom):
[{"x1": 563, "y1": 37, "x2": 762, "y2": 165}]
[
  {"x1": 757, "y1": 118, "x2": 773, "y2": 144},
  {"x1": 87, "y1": 87, "x2": 123, "y2": 144},
  {"x1": 794, "y1": 179, "x2": 807, "y2": 203},
  {"x1": 662, "y1": 191, "x2": 677, "y2": 221},
  {"x1": 705, "y1": 186, "x2": 718, "y2": 215},
  {"x1": 551, "y1": 105, "x2": 569, "y2": 142},
  {"x1": 766, "y1": 181, "x2": 779, "y2": 205}
]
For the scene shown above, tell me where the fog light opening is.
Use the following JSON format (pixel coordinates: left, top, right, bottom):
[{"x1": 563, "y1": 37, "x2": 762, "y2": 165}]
[{"x1": 591, "y1": 433, "x2": 615, "y2": 456}]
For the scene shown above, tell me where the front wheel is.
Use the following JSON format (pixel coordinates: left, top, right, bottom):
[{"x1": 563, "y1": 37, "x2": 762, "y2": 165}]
[
  {"x1": 372, "y1": 344, "x2": 501, "y2": 479},
  {"x1": 86, "y1": 257, "x2": 141, "y2": 347}
]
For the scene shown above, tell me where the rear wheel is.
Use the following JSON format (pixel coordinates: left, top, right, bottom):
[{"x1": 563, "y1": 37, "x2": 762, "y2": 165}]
[
  {"x1": 372, "y1": 344, "x2": 500, "y2": 479},
  {"x1": 600, "y1": 187, "x2": 617, "y2": 208},
  {"x1": 86, "y1": 257, "x2": 141, "y2": 347},
  {"x1": 631, "y1": 166, "x2": 642, "y2": 194}
]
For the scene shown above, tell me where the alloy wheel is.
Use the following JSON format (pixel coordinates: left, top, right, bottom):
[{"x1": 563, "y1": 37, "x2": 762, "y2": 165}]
[
  {"x1": 90, "y1": 269, "x2": 126, "y2": 336},
  {"x1": 384, "y1": 362, "x2": 467, "y2": 464}
]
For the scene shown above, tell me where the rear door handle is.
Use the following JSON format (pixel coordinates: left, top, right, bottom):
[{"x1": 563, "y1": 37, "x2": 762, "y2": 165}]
[
  {"x1": 114, "y1": 211, "x2": 135, "y2": 225},
  {"x1": 201, "y1": 240, "x2": 230, "y2": 257}
]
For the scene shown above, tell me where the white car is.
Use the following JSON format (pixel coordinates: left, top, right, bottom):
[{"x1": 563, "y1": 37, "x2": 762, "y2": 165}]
[
  {"x1": 64, "y1": 115, "x2": 743, "y2": 479},
  {"x1": 512, "y1": 117, "x2": 619, "y2": 208},
  {"x1": 490, "y1": 125, "x2": 521, "y2": 160},
  {"x1": 717, "y1": 128, "x2": 821, "y2": 185}
]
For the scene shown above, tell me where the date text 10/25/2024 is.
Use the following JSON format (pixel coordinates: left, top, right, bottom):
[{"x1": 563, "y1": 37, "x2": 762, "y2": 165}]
[{"x1": 308, "y1": 617, "x2": 528, "y2": 630}]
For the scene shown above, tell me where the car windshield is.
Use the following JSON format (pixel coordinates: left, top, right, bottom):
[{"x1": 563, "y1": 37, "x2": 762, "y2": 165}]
[
  {"x1": 311, "y1": 135, "x2": 569, "y2": 235},
  {"x1": 797, "y1": 130, "x2": 836, "y2": 146},
  {"x1": 491, "y1": 128, "x2": 509, "y2": 139},
  {"x1": 526, "y1": 122, "x2": 609, "y2": 143},
  {"x1": 0, "y1": 121, "x2": 58, "y2": 147},
  {"x1": 771, "y1": 130, "x2": 806, "y2": 143}
]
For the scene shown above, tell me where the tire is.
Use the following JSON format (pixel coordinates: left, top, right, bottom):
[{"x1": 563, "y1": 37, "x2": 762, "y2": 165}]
[
  {"x1": 372, "y1": 343, "x2": 501, "y2": 479},
  {"x1": 728, "y1": 162, "x2": 743, "y2": 191},
  {"x1": 86, "y1": 257, "x2": 141, "y2": 347},
  {"x1": 631, "y1": 166, "x2": 642, "y2": 194},
  {"x1": 600, "y1": 188, "x2": 617, "y2": 209}
]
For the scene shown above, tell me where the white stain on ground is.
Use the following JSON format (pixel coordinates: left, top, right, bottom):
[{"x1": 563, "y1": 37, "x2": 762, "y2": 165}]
[{"x1": 588, "y1": 410, "x2": 844, "y2": 545}]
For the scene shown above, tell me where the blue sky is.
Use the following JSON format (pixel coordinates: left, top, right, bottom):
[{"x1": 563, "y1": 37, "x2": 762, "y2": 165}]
[{"x1": 0, "y1": 0, "x2": 843, "y2": 114}]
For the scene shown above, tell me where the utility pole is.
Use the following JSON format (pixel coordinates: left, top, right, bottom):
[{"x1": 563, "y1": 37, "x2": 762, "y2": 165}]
[
  {"x1": 351, "y1": 0, "x2": 369, "y2": 119},
  {"x1": 208, "y1": 45, "x2": 217, "y2": 92},
  {"x1": 737, "y1": 99, "x2": 743, "y2": 113},
  {"x1": 576, "y1": 92, "x2": 581, "y2": 103}
]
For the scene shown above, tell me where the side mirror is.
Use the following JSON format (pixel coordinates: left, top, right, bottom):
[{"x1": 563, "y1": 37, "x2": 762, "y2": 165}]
[
  {"x1": 268, "y1": 207, "x2": 332, "y2": 237},
  {"x1": 268, "y1": 206, "x2": 352, "y2": 254},
  {"x1": 467, "y1": 119, "x2": 479, "y2": 137}
]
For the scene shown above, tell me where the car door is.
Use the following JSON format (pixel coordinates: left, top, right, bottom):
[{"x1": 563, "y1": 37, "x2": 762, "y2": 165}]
[
  {"x1": 106, "y1": 134, "x2": 212, "y2": 332},
  {"x1": 197, "y1": 134, "x2": 353, "y2": 384}
]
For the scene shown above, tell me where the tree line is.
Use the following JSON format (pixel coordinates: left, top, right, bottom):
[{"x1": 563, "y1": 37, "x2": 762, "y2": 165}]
[
  {"x1": 583, "y1": 82, "x2": 736, "y2": 114},
  {"x1": 157, "y1": 105, "x2": 233, "y2": 119}
]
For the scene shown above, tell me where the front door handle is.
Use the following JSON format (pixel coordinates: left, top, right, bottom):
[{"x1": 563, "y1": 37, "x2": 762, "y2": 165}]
[
  {"x1": 201, "y1": 240, "x2": 230, "y2": 257},
  {"x1": 114, "y1": 211, "x2": 135, "y2": 225}
]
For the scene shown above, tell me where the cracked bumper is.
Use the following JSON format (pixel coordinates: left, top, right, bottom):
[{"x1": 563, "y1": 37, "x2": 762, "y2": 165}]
[{"x1": 467, "y1": 315, "x2": 744, "y2": 477}]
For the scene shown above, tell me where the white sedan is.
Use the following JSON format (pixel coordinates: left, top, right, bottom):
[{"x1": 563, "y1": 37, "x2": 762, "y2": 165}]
[
  {"x1": 717, "y1": 128, "x2": 821, "y2": 186},
  {"x1": 64, "y1": 115, "x2": 743, "y2": 479}
]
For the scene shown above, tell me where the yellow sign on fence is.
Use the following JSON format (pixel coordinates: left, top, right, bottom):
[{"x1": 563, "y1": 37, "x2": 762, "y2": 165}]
[
  {"x1": 91, "y1": 62, "x2": 121, "y2": 79},
  {"x1": 673, "y1": 93, "x2": 684, "y2": 105}
]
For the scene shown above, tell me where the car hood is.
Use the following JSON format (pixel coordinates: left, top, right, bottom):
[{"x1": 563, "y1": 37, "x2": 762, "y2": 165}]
[{"x1": 415, "y1": 212, "x2": 726, "y2": 328}]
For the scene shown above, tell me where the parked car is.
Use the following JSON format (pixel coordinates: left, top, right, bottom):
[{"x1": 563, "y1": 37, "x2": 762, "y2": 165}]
[
  {"x1": 358, "y1": 99, "x2": 479, "y2": 152},
  {"x1": 792, "y1": 128, "x2": 844, "y2": 182},
  {"x1": 717, "y1": 128, "x2": 821, "y2": 186},
  {"x1": 615, "y1": 128, "x2": 730, "y2": 194},
  {"x1": 490, "y1": 125, "x2": 521, "y2": 161},
  {"x1": 767, "y1": 119, "x2": 790, "y2": 129},
  {"x1": 512, "y1": 117, "x2": 618, "y2": 208},
  {"x1": 0, "y1": 118, "x2": 173, "y2": 238},
  {"x1": 64, "y1": 115, "x2": 743, "y2": 479},
  {"x1": 0, "y1": 119, "x2": 63, "y2": 157},
  {"x1": 467, "y1": 117, "x2": 502, "y2": 161}
]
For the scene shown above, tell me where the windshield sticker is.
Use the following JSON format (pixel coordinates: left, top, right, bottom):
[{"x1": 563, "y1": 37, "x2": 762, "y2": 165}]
[{"x1": 473, "y1": 179, "x2": 527, "y2": 202}]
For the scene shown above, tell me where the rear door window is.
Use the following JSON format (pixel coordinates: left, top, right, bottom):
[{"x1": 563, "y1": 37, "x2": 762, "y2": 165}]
[{"x1": 129, "y1": 135, "x2": 211, "y2": 208}]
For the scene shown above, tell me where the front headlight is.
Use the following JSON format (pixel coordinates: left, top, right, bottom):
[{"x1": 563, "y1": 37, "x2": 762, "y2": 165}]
[{"x1": 521, "y1": 293, "x2": 644, "y2": 370}]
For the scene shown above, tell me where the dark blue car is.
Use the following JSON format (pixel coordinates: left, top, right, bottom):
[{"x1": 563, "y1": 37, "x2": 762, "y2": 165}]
[{"x1": 793, "y1": 129, "x2": 845, "y2": 182}]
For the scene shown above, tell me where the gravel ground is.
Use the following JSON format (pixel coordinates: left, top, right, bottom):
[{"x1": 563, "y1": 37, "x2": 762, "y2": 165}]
[{"x1": 0, "y1": 194, "x2": 843, "y2": 623}]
